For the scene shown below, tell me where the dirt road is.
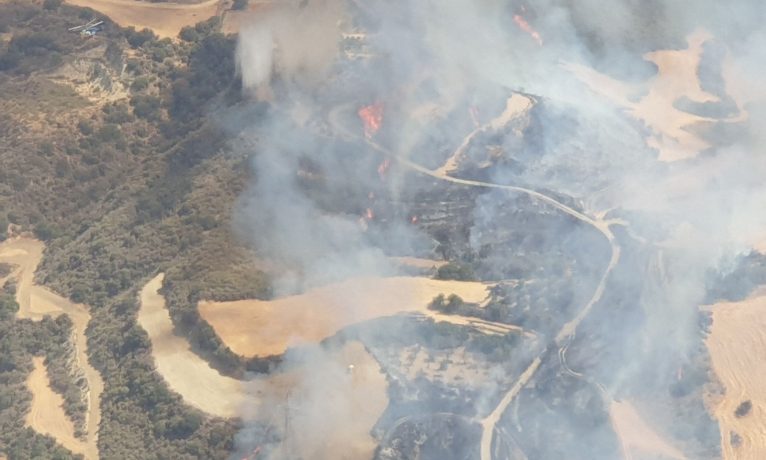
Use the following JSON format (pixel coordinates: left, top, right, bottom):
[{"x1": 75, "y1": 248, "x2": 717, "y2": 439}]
[
  {"x1": 329, "y1": 100, "x2": 620, "y2": 460},
  {"x1": 139, "y1": 274, "x2": 390, "y2": 458},
  {"x1": 0, "y1": 237, "x2": 102, "y2": 460},
  {"x1": 137, "y1": 274, "x2": 251, "y2": 417}
]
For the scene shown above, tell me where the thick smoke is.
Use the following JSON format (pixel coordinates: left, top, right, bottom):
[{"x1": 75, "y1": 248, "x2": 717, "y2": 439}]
[{"x1": 229, "y1": 0, "x2": 766, "y2": 458}]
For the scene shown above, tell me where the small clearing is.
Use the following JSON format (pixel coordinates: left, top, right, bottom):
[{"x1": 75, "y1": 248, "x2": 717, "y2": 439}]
[
  {"x1": 199, "y1": 276, "x2": 490, "y2": 357},
  {"x1": 609, "y1": 400, "x2": 686, "y2": 460},
  {"x1": 705, "y1": 289, "x2": 766, "y2": 460},
  {"x1": 64, "y1": 0, "x2": 223, "y2": 38},
  {"x1": 25, "y1": 357, "x2": 87, "y2": 457}
]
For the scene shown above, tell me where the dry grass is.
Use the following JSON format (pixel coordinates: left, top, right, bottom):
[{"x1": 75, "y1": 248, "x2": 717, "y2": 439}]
[
  {"x1": 705, "y1": 289, "x2": 766, "y2": 459},
  {"x1": 139, "y1": 274, "x2": 389, "y2": 458},
  {"x1": 221, "y1": 2, "x2": 276, "y2": 35},
  {"x1": 64, "y1": 0, "x2": 223, "y2": 38},
  {"x1": 199, "y1": 276, "x2": 490, "y2": 357},
  {"x1": 609, "y1": 400, "x2": 686, "y2": 460},
  {"x1": 565, "y1": 29, "x2": 742, "y2": 163}
]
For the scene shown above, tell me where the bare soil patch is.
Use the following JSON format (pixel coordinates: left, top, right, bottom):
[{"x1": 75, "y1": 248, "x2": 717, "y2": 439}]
[
  {"x1": 26, "y1": 357, "x2": 87, "y2": 457},
  {"x1": 199, "y1": 276, "x2": 490, "y2": 357},
  {"x1": 64, "y1": 0, "x2": 223, "y2": 38},
  {"x1": 705, "y1": 290, "x2": 766, "y2": 459}
]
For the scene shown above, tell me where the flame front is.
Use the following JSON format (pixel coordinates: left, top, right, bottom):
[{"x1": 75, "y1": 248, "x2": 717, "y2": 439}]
[
  {"x1": 513, "y1": 14, "x2": 542, "y2": 46},
  {"x1": 358, "y1": 102, "x2": 384, "y2": 138}
]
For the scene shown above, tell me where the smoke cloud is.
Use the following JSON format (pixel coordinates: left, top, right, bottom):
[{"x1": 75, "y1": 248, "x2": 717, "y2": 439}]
[{"x1": 227, "y1": 0, "x2": 766, "y2": 458}]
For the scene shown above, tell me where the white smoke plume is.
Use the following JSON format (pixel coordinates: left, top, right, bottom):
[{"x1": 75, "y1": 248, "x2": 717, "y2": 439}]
[{"x1": 227, "y1": 0, "x2": 766, "y2": 458}]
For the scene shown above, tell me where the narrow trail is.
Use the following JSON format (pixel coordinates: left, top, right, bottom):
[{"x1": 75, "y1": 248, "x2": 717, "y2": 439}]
[
  {"x1": 330, "y1": 102, "x2": 621, "y2": 460},
  {"x1": 0, "y1": 237, "x2": 102, "y2": 460}
]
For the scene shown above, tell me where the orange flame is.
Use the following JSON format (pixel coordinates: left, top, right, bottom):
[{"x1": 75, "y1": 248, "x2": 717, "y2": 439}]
[
  {"x1": 377, "y1": 158, "x2": 391, "y2": 178},
  {"x1": 365, "y1": 208, "x2": 374, "y2": 220},
  {"x1": 513, "y1": 14, "x2": 542, "y2": 46},
  {"x1": 410, "y1": 215, "x2": 418, "y2": 224},
  {"x1": 358, "y1": 102, "x2": 384, "y2": 138}
]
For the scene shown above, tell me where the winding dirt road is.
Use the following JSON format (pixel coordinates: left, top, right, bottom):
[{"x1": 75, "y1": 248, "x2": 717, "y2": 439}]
[
  {"x1": 0, "y1": 237, "x2": 102, "y2": 460},
  {"x1": 137, "y1": 274, "x2": 251, "y2": 417},
  {"x1": 329, "y1": 101, "x2": 621, "y2": 460}
]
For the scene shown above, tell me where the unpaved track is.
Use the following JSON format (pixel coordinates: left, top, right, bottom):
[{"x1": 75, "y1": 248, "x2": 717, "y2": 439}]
[
  {"x1": 199, "y1": 276, "x2": 492, "y2": 357},
  {"x1": 705, "y1": 290, "x2": 766, "y2": 460},
  {"x1": 139, "y1": 275, "x2": 389, "y2": 457},
  {"x1": 26, "y1": 357, "x2": 87, "y2": 457},
  {"x1": 64, "y1": 0, "x2": 223, "y2": 38},
  {"x1": 137, "y1": 274, "x2": 252, "y2": 417},
  {"x1": 0, "y1": 238, "x2": 102, "y2": 460},
  {"x1": 329, "y1": 101, "x2": 620, "y2": 460}
]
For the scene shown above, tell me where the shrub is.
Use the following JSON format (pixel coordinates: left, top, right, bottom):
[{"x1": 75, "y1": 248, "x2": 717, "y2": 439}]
[
  {"x1": 33, "y1": 221, "x2": 57, "y2": 241},
  {"x1": 735, "y1": 400, "x2": 752, "y2": 418},
  {"x1": 43, "y1": 0, "x2": 63, "y2": 10},
  {"x1": 77, "y1": 119, "x2": 94, "y2": 135},
  {"x1": 435, "y1": 262, "x2": 476, "y2": 281},
  {"x1": 125, "y1": 27, "x2": 156, "y2": 49},
  {"x1": 130, "y1": 76, "x2": 149, "y2": 92},
  {"x1": 130, "y1": 94, "x2": 161, "y2": 120},
  {"x1": 94, "y1": 124, "x2": 122, "y2": 144}
]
